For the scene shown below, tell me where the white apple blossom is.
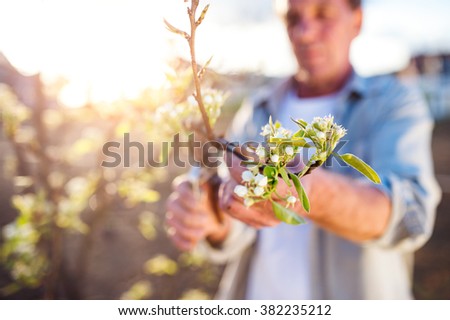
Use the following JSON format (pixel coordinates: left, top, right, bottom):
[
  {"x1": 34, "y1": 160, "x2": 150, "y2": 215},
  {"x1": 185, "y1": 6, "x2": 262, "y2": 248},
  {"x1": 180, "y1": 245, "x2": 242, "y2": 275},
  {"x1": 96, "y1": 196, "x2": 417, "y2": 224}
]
[
  {"x1": 3, "y1": 224, "x2": 17, "y2": 239},
  {"x1": 256, "y1": 145, "x2": 266, "y2": 158},
  {"x1": 187, "y1": 95, "x2": 197, "y2": 107},
  {"x1": 254, "y1": 174, "x2": 268, "y2": 187},
  {"x1": 316, "y1": 131, "x2": 326, "y2": 141},
  {"x1": 287, "y1": 196, "x2": 297, "y2": 204},
  {"x1": 234, "y1": 185, "x2": 248, "y2": 198},
  {"x1": 241, "y1": 170, "x2": 254, "y2": 182},
  {"x1": 335, "y1": 125, "x2": 347, "y2": 139},
  {"x1": 254, "y1": 186, "x2": 264, "y2": 197},
  {"x1": 285, "y1": 146, "x2": 294, "y2": 156},
  {"x1": 261, "y1": 124, "x2": 271, "y2": 136},
  {"x1": 274, "y1": 131, "x2": 285, "y2": 139},
  {"x1": 203, "y1": 94, "x2": 213, "y2": 105}
]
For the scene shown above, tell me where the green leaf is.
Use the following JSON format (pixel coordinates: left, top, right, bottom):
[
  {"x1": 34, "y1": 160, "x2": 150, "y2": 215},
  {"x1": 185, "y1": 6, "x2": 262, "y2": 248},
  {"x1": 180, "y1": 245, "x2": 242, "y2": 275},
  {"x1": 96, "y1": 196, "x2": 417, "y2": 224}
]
[
  {"x1": 268, "y1": 137, "x2": 284, "y2": 143},
  {"x1": 289, "y1": 173, "x2": 310, "y2": 213},
  {"x1": 293, "y1": 129, "x2": 306, "y2": 138},
  {"x1": 336, "y1": 153, "x2": 381, "y2": 184},
  {"x1": 272, "y1": 201, "x2": 306, "y2": 225},
  {"x1": 279, "y1": 167, "x2": 291, "y2": 187},
  {"x1": 290, "y1": 117, "x2": 307, "y2": 129},
  {"x1": 263, "y1": 165, "x2": 277, "y2": 180},
  {"x1": 263, "y1": 165, "x2": 278, "y2": 189},
  {"x1": 269, "y1": 138, "x2": 311, "y2": 148},
  {"x1": 289, "y1": 139, "x2": 312, "y2": 148}
]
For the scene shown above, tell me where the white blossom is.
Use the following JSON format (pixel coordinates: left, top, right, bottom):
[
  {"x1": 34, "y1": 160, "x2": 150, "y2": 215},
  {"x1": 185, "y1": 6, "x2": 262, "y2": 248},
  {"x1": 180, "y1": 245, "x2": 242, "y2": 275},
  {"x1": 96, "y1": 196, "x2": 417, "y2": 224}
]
[
  {"x1": 241, "y1": 170, "x2": 254, "y2": 182},
  {"x1": 203, "y1": 94, "x2": 213, "y2": 105},
  {"x1": 256, "y1": 146, "x2": 266, "y2": 158},
  {"x1": 287, "y1": 196, "x2": 297, "y2": 204},
  {"x1": 261, "y1": 124, "x2": 271, "y2": 136},
  {"x1": 248, "y1": 165, "x2": 260, "y2": 175},
  {"x1": 285, "y1": 146, "x2": 294, "y2": 156},
  {"x1": 324, "y1": 114, "x2": 334, "y2": 124},
  {"x1": 270, "y1": 154, "x2": 280, "y2": 163},
  {"x1": 234, "y1": 185, "x2": 248, "y2": 198},
  {"x1": 335, "y1": 126, "x2": 347, "y2": 139},
  {"x1": 254, "y1": 186, "x2": 264, "y2": 197},
  {"x1": 274, "y1": 131, "x2": 285, "y2": 139},
  {"x1": 254, "y1": 174, "x2": 268, "y2": 187},
  {"x1": 3, "y1": 224, "x2": 17, "y2": 239},
  {"x1": 187, "y1": 95, "x2": 197, "y2": 107},
  {"x1": 274, "y1": 127, "x2": 292, "y2": 139},
  {"x1": 312, "y1": 116, "x2": 322, "y2": 123},
  {"x1": 316, "y1": 131, "x2": 326, "y2": 140}
]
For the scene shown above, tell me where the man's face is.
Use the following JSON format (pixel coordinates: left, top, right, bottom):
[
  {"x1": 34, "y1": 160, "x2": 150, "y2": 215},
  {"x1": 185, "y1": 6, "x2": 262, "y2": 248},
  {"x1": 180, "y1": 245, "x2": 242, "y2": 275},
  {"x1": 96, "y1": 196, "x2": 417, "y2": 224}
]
[{"x1": 285, "y1": 0, "x2": 362, "y2": 85}]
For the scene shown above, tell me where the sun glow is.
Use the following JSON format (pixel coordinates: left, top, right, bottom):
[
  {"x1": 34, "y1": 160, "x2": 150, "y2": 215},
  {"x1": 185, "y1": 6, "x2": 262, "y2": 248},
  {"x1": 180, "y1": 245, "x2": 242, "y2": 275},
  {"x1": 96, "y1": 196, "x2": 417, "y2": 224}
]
[
  {"x1": 2, "y1": 0, "x2": 446, "y2": 109},
  {"x1": 0, "y1": 0, "x2": 179, "y2": 108}
]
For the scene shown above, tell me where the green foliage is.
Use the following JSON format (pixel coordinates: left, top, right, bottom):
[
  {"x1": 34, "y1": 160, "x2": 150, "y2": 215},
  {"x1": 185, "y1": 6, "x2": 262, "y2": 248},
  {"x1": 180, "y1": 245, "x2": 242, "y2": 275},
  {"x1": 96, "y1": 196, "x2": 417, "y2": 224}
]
[
  {"x1": 336, "y1": 153, "x2": 381, "y2": 184},
  {"x1": 289, "y1": 173, "x2": 310, "y2": 213},
  {"x1": 272, "y1": 201, "x2": 306, "y2": 226}
]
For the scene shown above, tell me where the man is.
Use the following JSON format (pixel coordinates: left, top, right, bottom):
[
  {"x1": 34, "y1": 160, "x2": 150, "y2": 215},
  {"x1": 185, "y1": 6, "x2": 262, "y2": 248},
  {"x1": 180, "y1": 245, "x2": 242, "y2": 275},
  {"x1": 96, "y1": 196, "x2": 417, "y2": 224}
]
[{"x1": 166, "y1": 0, "x2": 441, "y2": 299}]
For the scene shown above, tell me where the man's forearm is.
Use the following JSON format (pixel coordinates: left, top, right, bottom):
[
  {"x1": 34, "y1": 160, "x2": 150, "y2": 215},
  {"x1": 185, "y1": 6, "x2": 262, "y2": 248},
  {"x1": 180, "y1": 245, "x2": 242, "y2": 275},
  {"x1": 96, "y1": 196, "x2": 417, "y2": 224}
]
[{"x1": 298, "y1": 168, "x2": 391, "y2": 243}]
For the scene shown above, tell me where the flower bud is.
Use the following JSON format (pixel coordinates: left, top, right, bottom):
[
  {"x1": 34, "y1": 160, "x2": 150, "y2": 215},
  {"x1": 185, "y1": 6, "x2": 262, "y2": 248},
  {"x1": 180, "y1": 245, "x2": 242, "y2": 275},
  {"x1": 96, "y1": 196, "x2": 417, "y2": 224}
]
[
  {"x1": 234, "y1": 185, "x2": 248, "y2": 198},
  {"x1": 241, "y1": 170, "x2": 254, "y2": 182},
  {"x1": 287, "y1": 196, "x2": 297, "y2": 204},
  {"x1": 261, "y1": 124, "x2": 271, "y2": 136},
  {"x1": 256, "y1": 146, "x2": 266, "y2": 158},
  {"x1": 316, "y1": 131, "x2": 326, "y2": 141},
  {"x1": 270, "y1": 154, "x2": 280, "y2": 163},
  {"x1": 255, "y1": 174, "x2": 268, "y2": 187},
  {"x1": 285, "y1": 146, "x2": 294, "y2": 156},
  {"x1": 335, "y1": 126, "x2": 347, "y2": 139},
  {"x1": 254, "y1": 186, "x2": 264, "y2": 197}
]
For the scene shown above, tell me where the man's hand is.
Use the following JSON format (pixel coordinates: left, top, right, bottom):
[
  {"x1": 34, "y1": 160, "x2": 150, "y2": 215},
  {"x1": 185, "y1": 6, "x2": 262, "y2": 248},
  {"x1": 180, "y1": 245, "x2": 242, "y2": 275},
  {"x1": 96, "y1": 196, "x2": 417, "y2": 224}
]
[{"x1": 166, "y1": 175, "x2": 230, "y2": 251}]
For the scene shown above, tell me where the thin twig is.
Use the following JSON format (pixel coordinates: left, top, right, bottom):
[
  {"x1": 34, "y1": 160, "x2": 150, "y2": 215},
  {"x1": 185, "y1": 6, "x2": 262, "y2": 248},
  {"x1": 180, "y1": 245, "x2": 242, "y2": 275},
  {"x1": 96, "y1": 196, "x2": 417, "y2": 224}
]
[{"x1": 187, "y1": 0, "x2": 214, "y2": 140}]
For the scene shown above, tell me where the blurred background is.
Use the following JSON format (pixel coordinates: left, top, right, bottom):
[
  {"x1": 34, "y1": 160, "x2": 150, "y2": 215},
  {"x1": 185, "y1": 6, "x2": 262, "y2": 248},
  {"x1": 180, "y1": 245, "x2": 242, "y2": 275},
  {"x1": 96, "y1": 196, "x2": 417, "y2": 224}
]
[{"x1": 0, "y1": 0, "x2": 449, "y2": 299}]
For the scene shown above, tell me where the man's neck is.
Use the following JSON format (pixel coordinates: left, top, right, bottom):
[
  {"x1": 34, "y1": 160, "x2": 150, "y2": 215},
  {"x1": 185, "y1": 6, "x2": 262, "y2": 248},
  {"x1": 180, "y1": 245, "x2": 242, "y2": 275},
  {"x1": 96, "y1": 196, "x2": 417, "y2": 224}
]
[{"x1": 294, "y1": 68, "x2": 352, "y2": 98}]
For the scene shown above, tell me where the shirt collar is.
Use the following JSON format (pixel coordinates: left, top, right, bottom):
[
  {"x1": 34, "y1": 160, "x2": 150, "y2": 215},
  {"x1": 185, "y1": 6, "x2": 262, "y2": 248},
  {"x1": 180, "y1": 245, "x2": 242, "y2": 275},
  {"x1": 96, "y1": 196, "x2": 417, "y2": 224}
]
[
  {"x1": 341, "y1": 70, "x2": 367, "y2": 101},
  {"x1": 256, "y1": 69, "x2": 367, "y2": 118}
]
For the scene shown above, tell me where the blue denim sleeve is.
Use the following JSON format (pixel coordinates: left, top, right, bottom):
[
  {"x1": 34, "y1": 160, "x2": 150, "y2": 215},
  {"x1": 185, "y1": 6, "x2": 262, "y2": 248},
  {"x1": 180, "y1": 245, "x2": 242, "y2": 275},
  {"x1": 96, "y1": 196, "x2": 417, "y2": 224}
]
[{"x1": 363, "y1": 81, "x2": 441, "y2": 251}]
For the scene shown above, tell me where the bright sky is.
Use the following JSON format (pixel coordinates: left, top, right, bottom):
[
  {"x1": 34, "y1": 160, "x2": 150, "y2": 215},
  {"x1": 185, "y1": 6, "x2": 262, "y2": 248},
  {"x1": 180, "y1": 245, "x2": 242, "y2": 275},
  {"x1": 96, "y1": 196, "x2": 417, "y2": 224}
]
[{"x1": 0, "y1": 0, "x2": 449, "y2": 106}]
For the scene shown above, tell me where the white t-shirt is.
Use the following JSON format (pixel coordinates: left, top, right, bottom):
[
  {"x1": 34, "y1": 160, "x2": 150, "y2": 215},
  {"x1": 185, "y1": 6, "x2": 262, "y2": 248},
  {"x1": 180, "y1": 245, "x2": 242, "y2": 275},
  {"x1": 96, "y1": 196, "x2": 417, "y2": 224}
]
[{"x1": 245, "y1": 88, "x2": 342, "y2": 300}]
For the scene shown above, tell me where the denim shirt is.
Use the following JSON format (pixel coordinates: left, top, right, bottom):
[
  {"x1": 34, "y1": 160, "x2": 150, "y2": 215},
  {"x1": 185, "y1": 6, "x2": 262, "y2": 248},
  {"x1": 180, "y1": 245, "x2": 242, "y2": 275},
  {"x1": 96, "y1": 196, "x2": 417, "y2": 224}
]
[{"x1": 200, "y1": 72, "x2": 442, "y2": 299}]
